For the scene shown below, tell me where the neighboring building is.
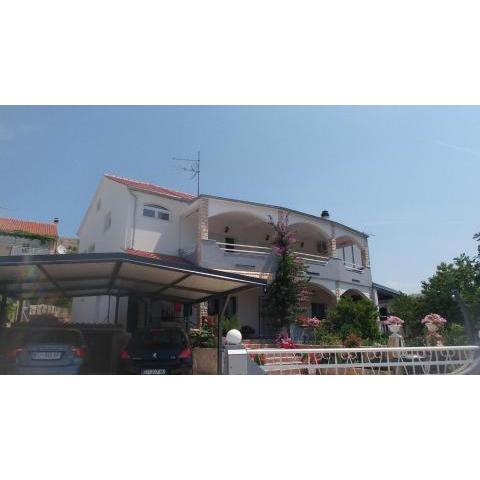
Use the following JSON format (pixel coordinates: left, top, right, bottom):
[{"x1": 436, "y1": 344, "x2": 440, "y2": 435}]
[
  {"x1": 73, "y1": 174, "x2": 383, "y2": 337},
  {"x1": 0, "y1": 217, "x2": 59, "y2": 256}
]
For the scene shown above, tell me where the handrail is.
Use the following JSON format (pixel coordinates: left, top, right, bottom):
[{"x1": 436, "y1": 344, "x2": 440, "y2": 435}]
[
  {"x1": 214, "y1": 241, "x2": 271, "y2": 251},
  {"x1": 246, "y1": 345, "x2": 480, "y2": 354}
]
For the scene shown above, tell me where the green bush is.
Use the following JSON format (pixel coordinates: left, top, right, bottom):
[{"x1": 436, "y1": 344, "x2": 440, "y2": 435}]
[
  {"x1": 221, "y1": 315, "x2": 239, "y2": 335},
  {"x1": 326, "y1": 297, "x2": 380, "y2": 341},
  {"x1": 311, "y1": 323, "x2": 342, "y2": 346},
  {"x1": 443, "y1": 323, "x2": 469, "y2": 346}
]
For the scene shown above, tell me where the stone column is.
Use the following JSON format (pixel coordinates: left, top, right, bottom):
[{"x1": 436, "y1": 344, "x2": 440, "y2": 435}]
[
  {"x1": 196, "y1": 198, "x2": 209, "y2": 264},
  {"x1": 196, "y1": 198, "x2": 209, "y2": 326},
  {"x1": 361, "y1": 247, "x2": 370, "y2": 268},
  {"x1": 327, "y1": 236, "x2": 337, "y2": 258}
]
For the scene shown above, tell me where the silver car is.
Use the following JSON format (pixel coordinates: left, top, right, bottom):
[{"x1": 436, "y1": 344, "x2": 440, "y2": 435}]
[{"x1": 8, "y1": 328, "x2": 88, "y2": 375}]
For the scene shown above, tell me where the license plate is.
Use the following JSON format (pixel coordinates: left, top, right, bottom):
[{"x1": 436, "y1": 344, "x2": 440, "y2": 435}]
[
  {"x1": 141, "y1": 369, "x2": 166, "y2": 375},
  {"x1": 31, "y1": 351, "x2": 62, "y2": 360}
]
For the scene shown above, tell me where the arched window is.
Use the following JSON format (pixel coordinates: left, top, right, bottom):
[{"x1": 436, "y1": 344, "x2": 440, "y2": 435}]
[{"x1": 143, "y1": 204, "x2": 170, "y2": 221}]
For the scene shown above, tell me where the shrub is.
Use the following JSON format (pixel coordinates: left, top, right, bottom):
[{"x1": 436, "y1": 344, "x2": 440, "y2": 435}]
[
  {"x1": 326, "y1": 297, "x2": 380, "y2": 341},
  {"x1": 311, "y1": 323, "x2": 342, "y2": 346},
  {"x1": 343, "y1": 333, "x2": 362, "y2": 348},
  {"x1": 221, "y1": 315, "x2": 239, "y2": 335},
  {"x1": 240, "y1": 325, "x2": 255, "y2": 339},
  {"x1": 444, "y1": 323, "x2": 468, "y2": 346},
  {"x1": 188, "y1": 326, "x2": 216, "y2": 348}
]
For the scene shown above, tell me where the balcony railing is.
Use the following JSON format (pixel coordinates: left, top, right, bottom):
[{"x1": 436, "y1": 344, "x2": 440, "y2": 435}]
[
  {"x1": 215, "y1": 241, "x2": 271, "y2": 256},
  {"x1": 214, "y1": 241, "x2": 330, "y2": 264},
  {"x1": 10, "y1": 246, "x2": 51, "y2": 256}
]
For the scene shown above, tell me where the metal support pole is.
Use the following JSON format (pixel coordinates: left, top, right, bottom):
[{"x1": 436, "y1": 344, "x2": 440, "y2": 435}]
[
  {"x1": 114, "y1": 296, "x2": 120, "y2": 325},
  {"x1": 0, "y1": 294, "x2": 7, "y2": 326},
  {"x1": 217, "y1": 294, "x2": 231, "y2": 375}
]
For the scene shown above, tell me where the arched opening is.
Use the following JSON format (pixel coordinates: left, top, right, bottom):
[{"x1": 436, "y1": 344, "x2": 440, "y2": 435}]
[
  {"x1": 289, "y1": 222, "x2": 330, "y2": 259},
  {"x1": 307, "y1": 283, "x2": 337, "y2": 319},
  {"x1": 208, "y1": 211, "x2": 270, "y2": 251},
  {"x1": 341, "y1": 288, "x2": 369, "y2": 301}
]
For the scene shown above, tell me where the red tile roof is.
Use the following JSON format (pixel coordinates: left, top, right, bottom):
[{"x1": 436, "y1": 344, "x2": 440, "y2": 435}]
[
  {"x1": 125, "y1": 248, "x2": 193, "y2": 265},
  {"x1": 0, "y1": 217, "x2": 58, "y2": 239},
  {"x1": 105, "y1": 174, "x2": 196, "y2": 201}
]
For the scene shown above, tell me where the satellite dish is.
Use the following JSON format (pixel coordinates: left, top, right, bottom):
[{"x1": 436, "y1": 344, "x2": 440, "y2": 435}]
[{"x1": 56, "y1": 244, "x2": 67, "y2": 254}]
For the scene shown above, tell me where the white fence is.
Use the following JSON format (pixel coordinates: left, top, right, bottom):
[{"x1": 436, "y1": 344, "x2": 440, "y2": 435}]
[
  {"x1": 244, "y1": 345, "x2": 480, "y2": 375},
  {"x1": 10, "y1": 246, "x2": 50, "y2": 256}
]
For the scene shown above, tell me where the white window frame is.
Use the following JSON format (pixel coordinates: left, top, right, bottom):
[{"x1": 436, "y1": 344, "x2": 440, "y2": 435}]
[{"x1": 142, "y1": 204, "x2": 171, "y2": 222}]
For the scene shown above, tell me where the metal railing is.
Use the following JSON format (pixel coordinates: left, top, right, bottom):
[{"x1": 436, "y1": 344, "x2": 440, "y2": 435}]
[
  {"x1": 245, "y1": 345, "x2": 480, "y2": 375},
  {"x1": 214, "y1": 241, "x2": 330, "y2": 264},
  {"x1": 215, "y1": 241, "x2": 271, "y2": 256},
  {"x1": 10, "y1": 245, "x2": 51, "y2": 256}
]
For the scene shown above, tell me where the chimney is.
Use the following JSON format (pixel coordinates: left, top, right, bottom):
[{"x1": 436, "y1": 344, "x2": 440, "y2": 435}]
[
  {"x1": 53, "y1": 218, "x2": 59, "y2": 224},
  {"x1": 321, "y1": 210, "x2": 330, "y2": 219}
]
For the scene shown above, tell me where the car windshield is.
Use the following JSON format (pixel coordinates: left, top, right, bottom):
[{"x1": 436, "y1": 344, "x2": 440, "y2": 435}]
[
  {"x1": 130, "y1": 329, "x2": 186, "y2": 349},
  {"x1": 21, "y1": 329, "x2": 84, "y2": 346}
]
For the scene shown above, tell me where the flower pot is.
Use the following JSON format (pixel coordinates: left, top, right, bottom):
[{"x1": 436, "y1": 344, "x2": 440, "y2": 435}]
[
  {"x1": 192, "y1": 347, "x2": 217, "y2": 375},
  {"x1": 425, "y1": 322, "x2": 438, "y2": 334},
  {"x1": 388, "y1": 324, "x2": 401, "y2": 335}
]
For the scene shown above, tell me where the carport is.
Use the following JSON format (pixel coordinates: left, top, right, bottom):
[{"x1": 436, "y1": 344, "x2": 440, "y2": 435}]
[{"x1": 0, "y1": 252, "x2": 267, "y2": 373}]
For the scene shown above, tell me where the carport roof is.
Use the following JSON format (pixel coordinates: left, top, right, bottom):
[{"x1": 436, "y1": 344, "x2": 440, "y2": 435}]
[{"x1": 0, "y1": 252, "x2": 267, "y2": 302}]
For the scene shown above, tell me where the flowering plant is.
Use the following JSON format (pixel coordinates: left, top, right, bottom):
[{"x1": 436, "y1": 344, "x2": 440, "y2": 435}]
[
  {"x1": 275, "y1": 334, "x2": 297, "y2": 349},
  {"x1": 296, "y1": 316, "x2": 322, "y2": 328},
  {"x1": 421, "y1": 313, "x2": 447, "y2": 326},
  {"x1": 382, "y1": 315, "x2": 404, "y2": 326}
]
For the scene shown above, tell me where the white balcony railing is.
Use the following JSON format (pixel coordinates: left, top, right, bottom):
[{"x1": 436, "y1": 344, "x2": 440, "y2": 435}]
[
  {"x1": 215, "y1": 241, "x2": 271, "y2": 256},
  {"x1": 10, "y1": 246, "x2": 51, "y2": 256},
  {"x1": 214, "y1": 241, "x2": 330, "y2": 264},
  {"x1": 245, "y1": 345, "x2": 480, "y2": 375}
]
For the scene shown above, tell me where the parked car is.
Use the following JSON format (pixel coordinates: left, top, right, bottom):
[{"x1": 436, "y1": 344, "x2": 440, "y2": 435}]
[
  {"x1": 5, "y1": 328, "x2": 88, "y2": 375},
  {"x1": 118, "y1": 327, "x2": 192, "y2": 374}
]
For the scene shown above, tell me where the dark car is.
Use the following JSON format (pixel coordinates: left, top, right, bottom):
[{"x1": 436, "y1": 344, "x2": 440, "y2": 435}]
[
  {"x1": 5, "y1": 328, "x2": 88, "y2": 375},
  {"x1": 118, "y1": 327, "x2": 192, "y2": 375}
]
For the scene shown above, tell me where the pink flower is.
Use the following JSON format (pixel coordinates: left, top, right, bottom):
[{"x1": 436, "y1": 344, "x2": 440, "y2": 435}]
[
  {"x1": 383, "y1": 316, "x2": 404, "y2": 326},
  {"x1": 421, "y1": 313, "x2": 447, "y2": 325}
]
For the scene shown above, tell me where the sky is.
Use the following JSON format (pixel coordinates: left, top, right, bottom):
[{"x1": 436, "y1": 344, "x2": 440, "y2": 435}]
[{"x1": 0, "y1": 106, "x2": 479, "y2": 293}]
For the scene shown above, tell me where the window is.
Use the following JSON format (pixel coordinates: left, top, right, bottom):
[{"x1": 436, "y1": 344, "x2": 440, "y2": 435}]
[
  {"x1": 96, "y1": 198, "x2": 102, "y2": 212},
  {"x1": 104, "y1": 211, "x2": 112, "y2": 231},
  {"x1": 311, "y1": 303, "x2": 326, "y2": 319},
  {"x1": 143, "y1": 204, "x2": 170, "y2": 221}
]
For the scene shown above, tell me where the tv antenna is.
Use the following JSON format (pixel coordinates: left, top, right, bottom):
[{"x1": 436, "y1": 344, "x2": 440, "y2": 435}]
[{"x1": 173, "y1": 151, "x2": 200, "y2": 196}]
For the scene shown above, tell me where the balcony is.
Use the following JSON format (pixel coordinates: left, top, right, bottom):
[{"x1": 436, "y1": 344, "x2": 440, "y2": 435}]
[{"x1": 197, "y1": 239, "x2": 372, "y2": 286}]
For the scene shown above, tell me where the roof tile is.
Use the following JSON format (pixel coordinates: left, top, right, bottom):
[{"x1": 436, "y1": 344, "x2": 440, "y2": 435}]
[
  {"x1": 0, "y1": 217, "x2": 58, "y2": 238},
  {"x1": 125, "y1": 248, "x2": 193, "y2": 265},
  {"x1": 105, "y1": 174, "x2": 196, "y2": 201}
]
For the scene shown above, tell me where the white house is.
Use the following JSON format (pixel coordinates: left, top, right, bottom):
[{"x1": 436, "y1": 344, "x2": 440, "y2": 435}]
[{"x1": 72, "y1": 174, "x2": 379, "y2": 336}]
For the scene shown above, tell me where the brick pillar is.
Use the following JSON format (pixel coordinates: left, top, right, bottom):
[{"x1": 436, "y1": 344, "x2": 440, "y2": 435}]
[
  {"x1": 196, "y1": 198, "x2": 209, "y2": 326},
  {"x1": 361, "y1": 247, "x2": 370, "y2": 268},
  {"x1": 328, "y1": 236, "x2": 337, "y2": 258},
  {"x1": 196, "y1": 198, "x2": 209, "y2": 264}
]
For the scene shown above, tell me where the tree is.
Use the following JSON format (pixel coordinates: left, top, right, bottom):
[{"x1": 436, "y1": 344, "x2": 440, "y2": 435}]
[
  {"x1": 326, "y1": 296, "x2": 380, "y2": 341},
  {"x1": 263, "y1": 214, "x2": 311, "y2": 331},
  {"x1": 474, "y1": 231, "x2": 480, "y2": 256},
  {"x1": 389, "y1": 294, "x2": 427, "y2": 338},
  {"x1": 420, "y1": 253, "x2": 480, "y2": 327}
]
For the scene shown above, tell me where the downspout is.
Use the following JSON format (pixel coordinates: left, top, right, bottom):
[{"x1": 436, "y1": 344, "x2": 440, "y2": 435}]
[{"x1": 127, "y1": 189, "x2": 138, "y2": 250}]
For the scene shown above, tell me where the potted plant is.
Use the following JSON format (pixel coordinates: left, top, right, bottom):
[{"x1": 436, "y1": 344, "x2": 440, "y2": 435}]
[
  {"x1": 421, "y1": 313, "x2": 447, "y2": 346},
  {"x1": 383, "y1": 315, "x2": 404, "y2": 335},
  {"x1": 189, "y1": 326, "x2": 217, "y2": 374}
]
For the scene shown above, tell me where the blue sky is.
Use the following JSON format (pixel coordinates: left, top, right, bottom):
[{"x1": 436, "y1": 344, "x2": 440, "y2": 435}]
[{"x1": 0, "y1": 106, "x2": 479, "y2": 293}]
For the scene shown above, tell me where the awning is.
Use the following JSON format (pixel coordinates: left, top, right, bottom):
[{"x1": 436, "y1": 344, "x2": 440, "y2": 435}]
[{"x1": 0, "y1": 253, "x2": 267, "y2": 302}]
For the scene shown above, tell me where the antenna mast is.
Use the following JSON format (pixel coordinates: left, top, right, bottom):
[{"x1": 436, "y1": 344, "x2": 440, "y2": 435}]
[{"x1": 173, "y1": 151, "x2": 201, "y2": 196}]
